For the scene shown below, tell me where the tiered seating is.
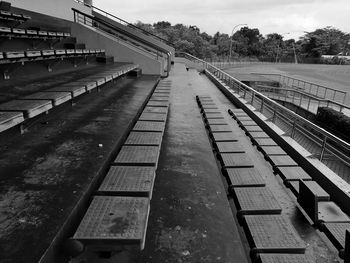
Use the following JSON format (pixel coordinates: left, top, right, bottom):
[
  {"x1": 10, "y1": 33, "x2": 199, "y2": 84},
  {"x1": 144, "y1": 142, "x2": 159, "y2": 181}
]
[
  {"x1": 228, "y1": 106, "x2": 350, "y2": 260},
  {"x1": 71, "y1": 79, "x2": 172, "y2": 256},
  {"x1": 0, "y1": 9, "x2": 30, "y2": 24},
  {"x1": 196, "y1": 95, "x2": 311, "y2": 262},
  {"x1": 0, "y1": 49, "x2": 105, "y2": 64},
  {"x1": 0, "y1": 26, "x2": 71, "y2": 39},
  {"x1": 0, "y1": 2, "x2": 107, "y2": 73},
  {"x1": 0, "y1": 64, "x2": 139, "y2": 133}
]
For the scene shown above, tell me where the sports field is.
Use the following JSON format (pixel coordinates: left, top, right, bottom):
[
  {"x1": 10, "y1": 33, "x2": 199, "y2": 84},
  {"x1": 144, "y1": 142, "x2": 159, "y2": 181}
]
[{"x1": 225, "y1": 63, "x2": 350, "y2": 105}]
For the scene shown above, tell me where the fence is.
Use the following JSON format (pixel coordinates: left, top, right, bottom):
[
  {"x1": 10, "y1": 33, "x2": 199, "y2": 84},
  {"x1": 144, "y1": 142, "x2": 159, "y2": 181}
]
[{"x1": 177, "y1": 52, "x2": 350, "y2": 181}]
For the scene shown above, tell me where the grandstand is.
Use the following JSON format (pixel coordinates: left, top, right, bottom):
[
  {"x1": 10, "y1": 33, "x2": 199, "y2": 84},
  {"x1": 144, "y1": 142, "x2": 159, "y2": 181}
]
[{"x1": 0, "y1": 1, "x2": 350, "y2": 263}]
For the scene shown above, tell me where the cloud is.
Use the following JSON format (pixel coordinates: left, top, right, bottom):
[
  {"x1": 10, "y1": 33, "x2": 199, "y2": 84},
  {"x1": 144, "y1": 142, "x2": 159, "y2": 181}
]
[{"x1": 93, "y1": 0, "x2": 350, "y2": 39}]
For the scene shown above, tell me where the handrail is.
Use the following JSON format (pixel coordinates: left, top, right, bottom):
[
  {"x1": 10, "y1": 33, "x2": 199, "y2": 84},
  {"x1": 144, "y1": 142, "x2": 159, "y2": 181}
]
[
  {"x1": 176, "y1": 52, "x2": 350, "y2": 170},
  {"x1": 251, "y1": 72, "x2": 347, "y2": 104},
  {"x1": 72, "y1": 0, "x2": 172, "y2": 46},
  {"x1": 72, "y1": 9, "x2": 158, "y2": 58},
  {"x1": 209, "y1": 60, "x2": 347, "y2": 105},
  {"x1": 255, "y1": 85, "x2": 350, "y2": 115},
  {"x1": 72, "y1": 8, "x2": 171, "y2": 77}
]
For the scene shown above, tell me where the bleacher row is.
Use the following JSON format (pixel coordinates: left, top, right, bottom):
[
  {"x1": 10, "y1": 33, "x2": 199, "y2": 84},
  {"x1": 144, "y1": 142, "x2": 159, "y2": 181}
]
[
  {"x1": 70, "y1": 79, "x2": 172, "y2": 255},
  {"x1": 225, "y1": 106, "x2": 350, "y2": 261},
  {"x1": 0, "y1": 4, "x2": 103, "y2": 67},
  {"x1": 0, "y1": 63, "x2": 138, "y2": 133},
  {"x1": 0, "y1": 9, "x2": 31, "y2": 23},
  {"x1": 0, "y1": 48, "x2": 105, "y2": 62},
  {"x1": 196, "y1": 95, "x2": 310, "y2": 262},
  {"x1": 0, "y1": 26, "x2": 71, "y2": 38}
]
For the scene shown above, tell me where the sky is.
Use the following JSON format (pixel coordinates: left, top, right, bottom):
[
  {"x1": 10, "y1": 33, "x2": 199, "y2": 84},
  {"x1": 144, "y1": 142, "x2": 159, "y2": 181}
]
[{"x1": 93, "y1": 0, "x2": 350, "y2": 40}]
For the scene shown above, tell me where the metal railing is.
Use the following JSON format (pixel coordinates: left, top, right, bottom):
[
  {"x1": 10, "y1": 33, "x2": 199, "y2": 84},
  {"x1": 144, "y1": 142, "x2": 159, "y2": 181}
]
[
  {"x1": 254, "y1": 85, "x2": 350, "y2": 116},
  {"x1": 177, "y1": 52, "x2": 350, "y2": 179},
  {"x1": 72, "y1": 8, "x2": 171, "y2": 77},
  {"x1": 251, "y1": 73, "x2": 347, "y2": 105},
  {"x1": 73, "y1": 0, "x2": 171, "y2": 45},
  {"x1": 210, "y1": 61, "x2": 272, "y2": 69}
]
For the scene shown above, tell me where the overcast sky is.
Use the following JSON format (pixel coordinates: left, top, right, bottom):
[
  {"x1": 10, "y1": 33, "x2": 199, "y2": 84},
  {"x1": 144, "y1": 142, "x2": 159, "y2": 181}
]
[{"x1": 94, "y1": 0, "x2": 350, "y2": 40}]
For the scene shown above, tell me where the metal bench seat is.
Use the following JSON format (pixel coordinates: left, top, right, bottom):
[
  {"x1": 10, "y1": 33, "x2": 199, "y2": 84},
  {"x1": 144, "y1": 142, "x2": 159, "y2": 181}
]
[
  {"x1": 0, "y1": 10, "x2": 31, "y2": 22},
  {"x1": 243, "y1": 214, "x2": 306, "y2": 254},
  {"x1": 139, "y1": 112, "x2": 167, "y2": 122},
  {"x1": 71, "y1": 80, "x2": 97, "y2": 91},
  {"x1": 259, "y1": 254, "x2": 312, "y2": 263},
  {"x1": 125, "y1": 132, "x2": 163, "y2": 146},
  {"x1": 226, "y1": 167, "x2": 265, "y2": 188},
  {"x1": 298, "y1": 180, "x2": 350, "y2": 224},
  {"x1": 45, "y1": 84, "x2": 86, "y2": 98},
  {"x1": 114, "y1": 146, "x2": 160, "y2": 166},
  {"x1": 232, "y1": 187, "x2": 282, "y2": 216},
  {"x1": 0, "y1": 111, "x2": 24, "y2": 132},
  {"x1": 3, "y1": 51, "x2": 25, "y2": 59},
  {"x1": 276, "y1": 166, "x2": 312, "y2": 183},
  {"x1": 84, "y1": 76, "x2": 105, "y2": 86},
  {"x1": 0, "y1": 99, "x2": 52, "y2": 118},
  {"x1": 97, "y1": 166, "x2": 156, "y2": 198},
  {"x1": 25, "y1": 50, "x2": 42, "y2": 58},
  {"x1": 20, "y1": 91, "x2": 72, "y2": 107},
  {"x1": 73, "y1": 196, "x2": 150, "y2": 250}
]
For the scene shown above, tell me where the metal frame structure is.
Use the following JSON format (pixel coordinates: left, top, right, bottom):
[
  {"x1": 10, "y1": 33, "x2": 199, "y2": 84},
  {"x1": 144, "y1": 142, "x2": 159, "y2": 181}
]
[
  {"x1": 72, "y1": 8, "x2": 171, "y2": 77},
  {"x1": 177, "y1": 52, "x2": 350, "y2": 181}
]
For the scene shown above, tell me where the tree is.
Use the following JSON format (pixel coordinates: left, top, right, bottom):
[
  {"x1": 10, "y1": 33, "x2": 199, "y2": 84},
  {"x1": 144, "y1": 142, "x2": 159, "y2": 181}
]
[
  {"x1": 133, "y1": 20, "x2": 349, "y2": 63},
  {"x1": 301, "y1": 27, "x2": 348, "y2": 57}
]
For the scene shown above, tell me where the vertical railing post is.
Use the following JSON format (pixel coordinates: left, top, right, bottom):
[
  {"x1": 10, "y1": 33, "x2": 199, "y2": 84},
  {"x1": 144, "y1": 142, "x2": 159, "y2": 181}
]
[
  {"x1": 319, "y1": 136, "x2": 327, "y2": 161},
  {"x1": 291, "y1": 119, "x2": 296, "y2": 138},
  {"x1": 307, "y1": 97, "x2": 311, "y2": 111},
  {"x1": 260, "y1": 99, "x2": 264, "y2": 113},
  {"x1": 272, "y1": 106, "x2": 277, "y2": 123}
]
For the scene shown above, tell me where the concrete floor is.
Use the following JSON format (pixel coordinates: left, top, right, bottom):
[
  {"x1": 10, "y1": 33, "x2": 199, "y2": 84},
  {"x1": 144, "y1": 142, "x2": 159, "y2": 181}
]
[
  {"x1": 0, "y1": 73, "x2": 158, "y2": 263},
  {"x1": 78, "y1": 62, "x2": 341, "y2": 263},
  {"x1": 0, "y1": 61, "x2": 342, "y2": 263}
]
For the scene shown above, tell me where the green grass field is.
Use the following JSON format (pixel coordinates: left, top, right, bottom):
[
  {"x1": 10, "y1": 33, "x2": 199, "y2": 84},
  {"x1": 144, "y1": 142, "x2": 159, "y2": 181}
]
[{"x1": 225, "y1": 63, "x2": 350, "y2": 105}]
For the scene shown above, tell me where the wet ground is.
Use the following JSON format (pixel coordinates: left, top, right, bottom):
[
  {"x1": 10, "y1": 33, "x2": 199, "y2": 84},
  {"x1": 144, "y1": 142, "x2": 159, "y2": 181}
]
[
  {"x1": 0, "y1": 61, "x2": 343, "y2": 263},
  {"x1": 78, "y1": 62, "x2": 341, "y2": 263},
  {"x1": 0, "y1": 73, "x2": 158, "y2": 263}
]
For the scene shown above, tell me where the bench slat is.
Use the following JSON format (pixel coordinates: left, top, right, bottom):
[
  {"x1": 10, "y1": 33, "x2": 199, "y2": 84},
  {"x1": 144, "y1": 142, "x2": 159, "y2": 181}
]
[{"x1": 73, "y1": 196, "x2": 150, "y2": 250}]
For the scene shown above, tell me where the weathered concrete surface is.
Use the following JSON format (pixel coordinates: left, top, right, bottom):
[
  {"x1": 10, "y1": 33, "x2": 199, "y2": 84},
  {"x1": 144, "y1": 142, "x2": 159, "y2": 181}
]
[{"x1": 0, "y1": 73, "x2": 158, "y2": 263}]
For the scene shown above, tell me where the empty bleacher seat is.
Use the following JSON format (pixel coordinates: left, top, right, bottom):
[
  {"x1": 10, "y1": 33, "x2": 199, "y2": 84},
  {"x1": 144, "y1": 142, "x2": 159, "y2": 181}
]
[
  {"x1": 0, "y1": 10, "x2": 31, "y2": 23},
  {"x1": 298, "y1": 180, "x2": 350, "y2": 225},
  {"x1": 73, "y1": 196, "x2": 150, "y2": 250},
  {"x1": 0, "y1": 111, "x2": 24, "y2": 132},
  {"x1": 20, "y1": 92, "x2": 72, "y2": 107},
  {"x1": 0, "y1": 99, "x2": 52, "y2": 118},
  {"x1": 4, "y1": 51, "x2": 25, "y2": 59}
]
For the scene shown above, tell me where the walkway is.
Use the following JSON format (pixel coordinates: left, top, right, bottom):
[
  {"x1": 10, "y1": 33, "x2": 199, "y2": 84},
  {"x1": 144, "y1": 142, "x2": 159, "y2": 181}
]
[{"x1": 79, "y1": 61, "x2": 340, "y2": 262}]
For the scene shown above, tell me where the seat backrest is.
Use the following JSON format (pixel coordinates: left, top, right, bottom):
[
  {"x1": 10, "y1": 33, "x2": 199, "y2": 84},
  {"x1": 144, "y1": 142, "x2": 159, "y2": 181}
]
[{"x1": 298, "y1": 180, "x2": 319, "y2": 223}]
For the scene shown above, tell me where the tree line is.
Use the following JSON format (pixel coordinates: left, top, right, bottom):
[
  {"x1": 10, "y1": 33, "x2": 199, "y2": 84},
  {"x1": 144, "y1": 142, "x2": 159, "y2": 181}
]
[{"x1": 135, "y1": 21, "x2": 350, "y2": 64}]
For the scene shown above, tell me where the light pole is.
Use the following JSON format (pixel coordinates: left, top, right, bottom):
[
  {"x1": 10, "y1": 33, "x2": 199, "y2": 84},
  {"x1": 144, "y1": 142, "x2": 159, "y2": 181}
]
[
  {"x1": 275, "y1": 32, "x2": 290, "y2": 63},
  {"x1": 229, "y1": 23, "x2": 247, "y2": 61},
  {"x1": 292, "y1": 42, "x2": 298, "y2": 64}
]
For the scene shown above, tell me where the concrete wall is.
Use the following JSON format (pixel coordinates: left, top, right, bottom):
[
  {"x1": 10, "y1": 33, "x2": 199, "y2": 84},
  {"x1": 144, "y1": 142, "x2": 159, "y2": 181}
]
[
  {"x1": 93, "y1": 11, "x2": 175, "y2": 62},
  {"x1": 71, "y1": 23, "x2": 162, "y2": 75},
  {"x1": 7, "y1": 0, "x2": 91, "y2": 21}
]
